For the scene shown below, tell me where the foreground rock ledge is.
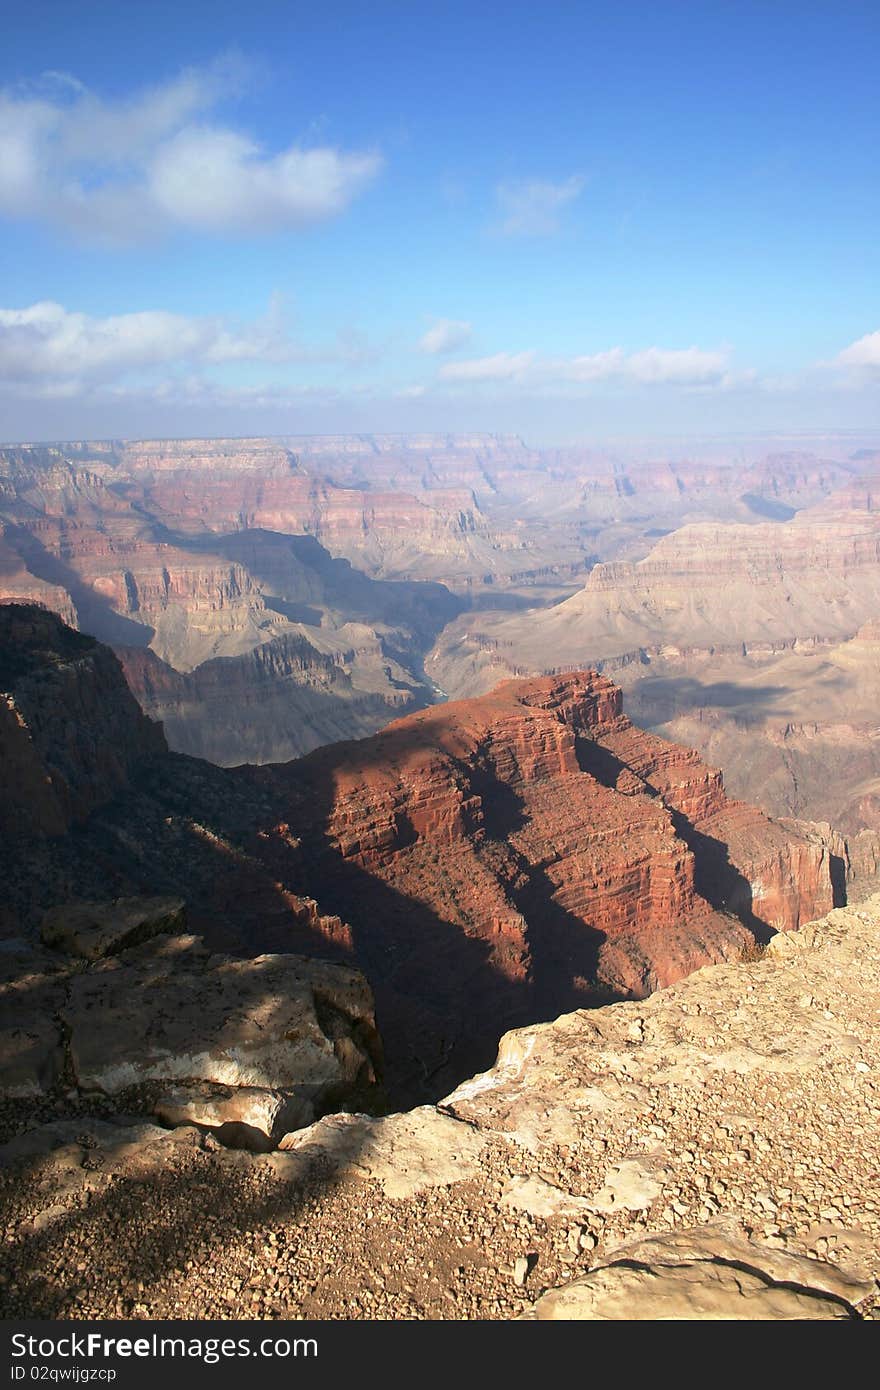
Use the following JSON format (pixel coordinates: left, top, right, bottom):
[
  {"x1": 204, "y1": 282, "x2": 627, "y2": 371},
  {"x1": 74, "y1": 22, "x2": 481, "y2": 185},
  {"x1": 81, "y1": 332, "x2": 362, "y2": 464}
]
[
  {"x1": 1, "y1": 915, "x2": 383, "y2": 1146},
  {"x1": 2, "y1": 896, "x2": 880, "y2": 1320}
]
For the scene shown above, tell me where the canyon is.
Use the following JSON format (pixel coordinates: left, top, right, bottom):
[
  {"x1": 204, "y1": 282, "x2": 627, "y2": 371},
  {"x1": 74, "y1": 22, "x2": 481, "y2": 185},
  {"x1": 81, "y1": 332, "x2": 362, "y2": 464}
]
[
  {"x1": 2, "y1": 432, "x2": 878, "y2": 799},
  {"x1": 0, "y1": 444, "x2": 466, "y2": 763},
  {"x1": 2, "y1": 570, "x2": 879, "y2": 1319},
  {"x1": 427, "y1": 455, "x2": 880, "y2": 837},
  {"x1": 3, "y1": 432, "x2": 880, "y2": 937},
  {"x1": 0, "y1": 604, "x2": 850, "y2": 1107},
  {"x1": 1, "y1": 607, "x2": 878, "y2": 1317}
]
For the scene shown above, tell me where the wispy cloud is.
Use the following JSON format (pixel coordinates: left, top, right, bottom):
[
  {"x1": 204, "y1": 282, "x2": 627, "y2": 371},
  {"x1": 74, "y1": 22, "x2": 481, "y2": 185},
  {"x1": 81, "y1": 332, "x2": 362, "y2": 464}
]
[
  {"x1": 494, "y1": 174, "x2": 584, "y2": 236},
  {"x1": 438, "y1": 351, "x2": 536, "y2": 382},
  {"x1": 418, "y1": 318, "x2": 473, "y2": 354},
  {"x1": 0, "y1": 297, "x2": 372, "y2": 388},
  {"x1": 438, "y1": 344, "x2": 733, "y2": 389},
  {"x1": 563, "y1": 346, "x2": 730, "y2": 386},
  {"x1": 0, "y1": 60, "x2": 382, "y2": 243}
]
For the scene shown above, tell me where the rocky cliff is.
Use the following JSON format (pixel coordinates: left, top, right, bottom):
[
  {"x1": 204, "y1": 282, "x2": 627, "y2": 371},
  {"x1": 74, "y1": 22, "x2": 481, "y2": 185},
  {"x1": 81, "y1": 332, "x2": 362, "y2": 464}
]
[
  {"x1": 431, "y1": 503, "x2": 880, "y2": 695},
  {"x1": 116, "y1": 627, "x2": 426, "y2": 766},
  {"x1": 0, "y1": 448, "x2": 464, "y2": 763},
  {"x1": 253, "y1": 669, "x2": 836, "y2": 1097},
  {"x1": 3, "y1": 605, "x2": 875, "y2": 1320},
  {"x1": 0, "y1": 605, "x2": 165, "y2": 836},
  {"x1": 621, "y1": 623, "x2": 880, "y2": 845},
  {"x1": 2, "y1": 436, "x2": 870, "y2": 774},
  {"x1": 427, "y1": 468, "x2": 880, "y2": 846},
  {"x1": 107, "y1": 436, "x2": 550, "y2": 589}
]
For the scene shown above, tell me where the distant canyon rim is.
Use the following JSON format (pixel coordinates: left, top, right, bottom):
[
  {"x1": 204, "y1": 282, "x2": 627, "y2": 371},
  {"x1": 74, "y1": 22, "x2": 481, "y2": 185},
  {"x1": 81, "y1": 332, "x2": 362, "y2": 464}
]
[{"x1": 2, "y1": 430, "x2": 880, "y2": 843}]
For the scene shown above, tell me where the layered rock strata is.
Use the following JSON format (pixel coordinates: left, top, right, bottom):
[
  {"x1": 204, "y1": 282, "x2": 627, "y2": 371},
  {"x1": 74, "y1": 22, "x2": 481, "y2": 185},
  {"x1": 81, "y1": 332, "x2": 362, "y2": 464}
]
[
  {"x1": 0, "y1": 454, "x2": 462, "y2": 764},
  {"x1": 622, "y1": 623, "x2": 880, "y2": 842},
  {"x1": 1, "y1": 437, "x2": 873, "y2": 769},
  {"x1": 256, "y1": 670, "x2": 836, "y2": 1096},
  {"x1": 429, "y1": 500, "x2": 880, "y2": 701}
]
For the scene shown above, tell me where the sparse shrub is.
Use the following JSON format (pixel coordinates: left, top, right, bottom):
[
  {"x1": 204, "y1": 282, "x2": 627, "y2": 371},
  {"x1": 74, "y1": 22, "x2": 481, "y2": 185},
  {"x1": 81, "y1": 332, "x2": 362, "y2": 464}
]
[{"x1": 738, "y1": 938, "x2": 768, "y2": 964}]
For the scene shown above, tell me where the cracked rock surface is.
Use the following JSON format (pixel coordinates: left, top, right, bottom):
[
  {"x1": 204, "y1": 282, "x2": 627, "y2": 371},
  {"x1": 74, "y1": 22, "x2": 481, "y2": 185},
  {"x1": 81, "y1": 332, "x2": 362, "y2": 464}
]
[{"x1": 522, "y1": 1224, "x2": 866, "y2": 1319}]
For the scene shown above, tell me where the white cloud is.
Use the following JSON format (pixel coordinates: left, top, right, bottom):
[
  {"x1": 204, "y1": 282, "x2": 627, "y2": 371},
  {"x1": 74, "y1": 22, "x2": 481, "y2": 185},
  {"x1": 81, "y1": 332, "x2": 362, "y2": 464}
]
[
  {"x1": 438, "y1": 351, "x2": 536, "y2": 382},
  {"x1": 838, "y1": 331, "x2": 880, "y2": 371},
  {"x1": 0, "y1": 61, "x2": 382, "y2": 242},
  {"x1": 437, "y1": 345, "x2": 731, "y2": 390},
  {"x1": 418, "y1": 319, "x2": 473, "y2": 354},
  {"x1": 0, "y1": 297, "x2": 365, "y2": 387},
  {"x1": 149, "y1": 129, "x2": 380, "y2": 233},
  {"x1": 495, "y1": 174, "x2": 584, "y2": 236},
  {"x1": 564, "y1": 346, "x2": 729, "y2": 386}
]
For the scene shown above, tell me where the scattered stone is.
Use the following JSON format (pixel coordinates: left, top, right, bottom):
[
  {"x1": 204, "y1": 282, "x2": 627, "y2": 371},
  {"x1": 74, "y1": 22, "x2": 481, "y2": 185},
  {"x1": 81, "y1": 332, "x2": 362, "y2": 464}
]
[
  {"x1": 0, "y1": 940, "x2": 68, "y2": 1099},
  {"x1": 500, "y1": 1175, "x2": 591, "y2": 1219},
  {"x1": 2, "y1": 893, "x2": 880, "y2": 1323},
  {"x1": 0, "y1": 1118, "x2": 199, "y2": 1174}
]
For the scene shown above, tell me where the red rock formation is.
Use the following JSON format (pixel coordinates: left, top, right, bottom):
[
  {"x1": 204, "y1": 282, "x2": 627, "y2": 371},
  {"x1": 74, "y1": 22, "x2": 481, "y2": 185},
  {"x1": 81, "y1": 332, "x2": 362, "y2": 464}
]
[
  {"x1": 0, "y1": 607, "x2": 839, "y2": 1106},
  {"x1": 254, "y1": 670, "x2": 834, "y2": 1095},
  {"x1": 848, "y1": 829, "x2": 880, "y2": 890}
]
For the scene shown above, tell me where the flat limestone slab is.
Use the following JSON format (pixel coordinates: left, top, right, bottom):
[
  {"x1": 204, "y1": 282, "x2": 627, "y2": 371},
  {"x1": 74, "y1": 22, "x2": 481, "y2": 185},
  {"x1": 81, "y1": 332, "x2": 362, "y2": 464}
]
[
  {"x1": 524, "y1": 1224, "x2": 872, "y2": 1320},
  {"x1": 278, "y1": 1106, "x2": 487, "y2": 1199},
  {"x1": 500, "y1": 1175, "x2": 592, "y2": 1219},
  {"x1": 41, "y1": 896, "x2": 186, "y2": 961},
  {"x1": 62, "y1": 938, "x2": 376, "y2": 1104}
]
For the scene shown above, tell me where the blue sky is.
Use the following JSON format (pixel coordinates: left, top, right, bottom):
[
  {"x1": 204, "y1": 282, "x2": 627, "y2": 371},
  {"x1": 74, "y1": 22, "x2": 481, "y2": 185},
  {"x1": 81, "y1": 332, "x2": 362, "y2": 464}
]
[{"x1": 1, "y1": 0, "x2": 878, "y2": 442}]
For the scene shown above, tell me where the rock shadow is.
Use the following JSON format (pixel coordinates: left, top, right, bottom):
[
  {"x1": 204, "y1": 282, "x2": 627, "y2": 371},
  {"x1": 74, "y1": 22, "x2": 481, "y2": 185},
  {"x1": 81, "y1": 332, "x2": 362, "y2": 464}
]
[
  {"x1": 254, "y1": 787, "x2": 534, "y2": 1106},
  {"x1": 628, "y1": 674, "x2": 791, "y2": 726},
  {"x1": 670, "y1": 813, "x2": 777, "y2": 944},
  {"x1": 575, "y1": 734, "x2": 776, "y2": 943},
  {"x1": 3, "y1": 525, "x2": 154, "y2": 649},
  {"x1": 0, "y1": 1132, "x2": 366, "y2": 1319},
  {"x1": 830, "y1": 853, "x2": 848, "y2": 909},
  {"x1": 250, "y1": 726, "x2": 622, "y2": 1104},
  {"x1": 148, "y1": 524, "x2": 463, "y2": 643}
]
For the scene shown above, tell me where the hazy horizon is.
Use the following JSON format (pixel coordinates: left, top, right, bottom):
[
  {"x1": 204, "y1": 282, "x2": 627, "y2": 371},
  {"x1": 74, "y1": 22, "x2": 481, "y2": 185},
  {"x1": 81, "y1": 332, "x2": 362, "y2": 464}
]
[{"x1": 3, "y1": 426, "x2": 880, "y2": 463}]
